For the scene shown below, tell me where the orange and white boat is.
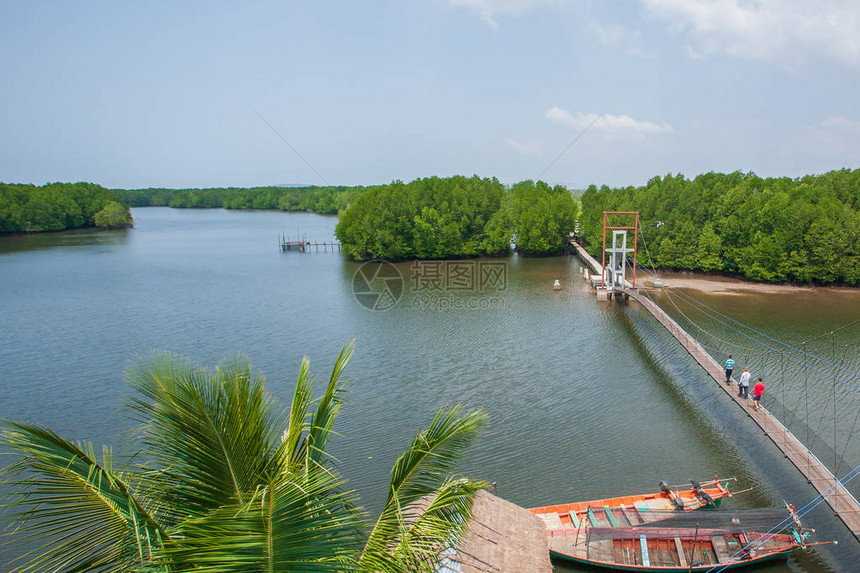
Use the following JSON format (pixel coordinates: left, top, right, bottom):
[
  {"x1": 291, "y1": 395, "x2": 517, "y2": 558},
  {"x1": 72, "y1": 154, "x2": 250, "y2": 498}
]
[{"x1": 529, "y1": 476, "x2": 735, "y2": 532}]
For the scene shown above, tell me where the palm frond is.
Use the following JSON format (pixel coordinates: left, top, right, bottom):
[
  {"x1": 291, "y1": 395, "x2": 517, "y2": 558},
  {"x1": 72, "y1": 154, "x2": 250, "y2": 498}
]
[
  {"x1": 125, "y1": 351, "x2": 284, "y2": 519},
  {"x1": 359, "y1": 406, "x2": 487, "y2": 571},
  {"x1": 168, "y1": 467, "x2": 364, "y2": 572},
  {"x1": 306, "y1": 342, "x2": 353, "y2": 467},
  {"x1": 384, "y1": 405, "x2": 486, "y2": 509},
  {"x1": 0, "y1": 422, "x2": 170, "y2": 572},
  {"x1": 359, "y1": 478, "x2": 484, "y2": 573},
  {"x1": 281, "y1": 356, "x2": 313, "y2": 469}
]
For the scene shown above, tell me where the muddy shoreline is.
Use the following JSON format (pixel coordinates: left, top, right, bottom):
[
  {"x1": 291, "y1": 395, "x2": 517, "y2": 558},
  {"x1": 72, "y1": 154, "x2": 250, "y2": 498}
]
[{"x1": 640, "y1": 271, "x2": 859, "y2": 296}]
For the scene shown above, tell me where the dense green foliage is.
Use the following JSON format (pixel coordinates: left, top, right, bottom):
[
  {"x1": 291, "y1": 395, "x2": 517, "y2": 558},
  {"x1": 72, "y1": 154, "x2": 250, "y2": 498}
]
[
  {"x1": 0, "y1": 345, "x2": 488, "y2": 572},
  {"x1": 114, "y1": 185, "x2": 366, "y2": 214},
  {"x1": 335, "y1": 176, "x2": 580, "y2": 260},
  {"x1": 0, "y1": 182, "x2": 132, "y2": 233},
  {"x1": 579, "y1": 169, "x2": 860, "y2": 284},
  {"x1": 488, "y1": 180, "x2": 579, "y2": 256},
  {"x1": 335, "y1": 176, "x2": 508, "y2": 259},
  {"x1": 93, "y1": 201, "x2": 134, "y2": 229}
]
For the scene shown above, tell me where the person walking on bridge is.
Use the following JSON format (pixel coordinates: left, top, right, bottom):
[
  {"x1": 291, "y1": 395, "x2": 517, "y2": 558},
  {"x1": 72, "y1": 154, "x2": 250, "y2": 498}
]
[
  {"x1": 724, "y1": 355, "x2": 735, "y2": 384},
  {"x1": 738, "y1": 366, "x2": 751, "y2": 398},
  {"x1": 752, "y1": 378, "x2": 765, "y2": 411}
]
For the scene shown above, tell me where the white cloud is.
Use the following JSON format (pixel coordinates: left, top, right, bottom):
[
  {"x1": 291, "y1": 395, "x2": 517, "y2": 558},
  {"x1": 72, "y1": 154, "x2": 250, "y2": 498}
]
[
  {"x1": 590, "y1": 20, "x2": 651, "y2": 57},
  {"x1": 590, "y1": 21, "x2": 641, "y2": 46},
  {"x1": 546, "y1": 107, "x2": 673, "y2": 135},
  {"x1": 505, "y1": 138, "x2": 543, "y2": 155},
  {"x1": 780, "y1": 115, "x2": 860, "y2": 163},
  {"x1": 683, "y1": 44, "x2": 703, "y2": 60},
  {"x1": 642, "y1": 0, "x2": 860, "y2": 69},
  {"x1": 480, "y1": 11, "x2": 499, "y2": 29},
  {"x1": 448, "y1": 0, "x2": 557, "y2": 29},
  {"x1": 820, "y1": 115, "x2": 860, "y2": 132},
  {"x1": 808, "y1": 116, "x2": 860, "y2": 151}
]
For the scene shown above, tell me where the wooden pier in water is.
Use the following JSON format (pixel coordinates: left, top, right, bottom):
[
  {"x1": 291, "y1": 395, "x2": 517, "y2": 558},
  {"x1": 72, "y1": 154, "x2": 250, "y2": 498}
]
[
  {"x1": 279, "y1": 234, "x2": 341, "y2": 252},
  {"x1": 571, "y1": 243, "x2": 860, "y2": 542}
]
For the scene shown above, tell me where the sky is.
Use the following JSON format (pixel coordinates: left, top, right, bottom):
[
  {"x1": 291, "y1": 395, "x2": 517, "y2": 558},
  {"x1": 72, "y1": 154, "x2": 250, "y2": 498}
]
[{"x1": 1, "y1": 0, "x2": 859, "y2": 190}]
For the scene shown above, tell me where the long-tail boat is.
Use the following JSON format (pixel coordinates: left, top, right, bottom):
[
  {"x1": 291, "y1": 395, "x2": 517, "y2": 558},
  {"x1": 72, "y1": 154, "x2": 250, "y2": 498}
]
[
  {"x1": 547, "y1": 526, "x2": 803, "y2": 571},
  {"x1": 529, "y1": 476, "x2": 736, "y2": 532},
  {"x1": 542, "y1": 505, "x2": 835, "y2": 571}
]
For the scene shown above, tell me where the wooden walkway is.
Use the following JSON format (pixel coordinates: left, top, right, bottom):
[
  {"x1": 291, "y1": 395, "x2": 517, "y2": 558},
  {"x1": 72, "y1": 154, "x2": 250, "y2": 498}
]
[
  {"x1": 624, "y1": 287, "x2": 860, "y2": 541},
  {"x1": 570, "y1": 242, "x2": 603, "y2": 275},
  {"x1": 279, "y1": 241, "x2": 341, "y2": 252}
]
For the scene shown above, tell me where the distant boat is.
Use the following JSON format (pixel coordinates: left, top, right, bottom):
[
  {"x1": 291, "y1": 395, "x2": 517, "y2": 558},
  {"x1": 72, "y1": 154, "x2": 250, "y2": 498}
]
[
  {"x1": 529, "y1": 477, "x2": 735, "y2": 532},
  {"x1": 546, "y1": 525, "x2": 804, "y2": 571}
]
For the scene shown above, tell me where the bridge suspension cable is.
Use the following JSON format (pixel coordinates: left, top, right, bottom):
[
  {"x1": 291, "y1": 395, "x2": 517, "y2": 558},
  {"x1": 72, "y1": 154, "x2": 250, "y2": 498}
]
[
  {"x1": 662, "y1": 288, "x2": 860, "y2": 391},
  {"x1": 707, "y1": 461, "x2": 860, "y2": 573},
  {"x1": 667, "y1": 287, "x2": 860, "y2": 381}
]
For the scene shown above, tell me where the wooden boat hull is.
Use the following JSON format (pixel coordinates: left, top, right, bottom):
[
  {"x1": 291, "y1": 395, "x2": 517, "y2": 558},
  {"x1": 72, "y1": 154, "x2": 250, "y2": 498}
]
[
  {"x1": 529, "y1": 477, "x2": 732, "y2": 531},
  {"x1": 547, "y1": 527, "x2": 799, "y2": 572},
  {"x1": 549, "y1": 548, "x2": 793, "y2": 572}
]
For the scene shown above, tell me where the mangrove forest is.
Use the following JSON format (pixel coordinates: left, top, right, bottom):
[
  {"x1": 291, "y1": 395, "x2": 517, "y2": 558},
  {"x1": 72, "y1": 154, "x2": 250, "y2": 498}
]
[
  {"x1": 579, "y1": 169, "x2": 860, "y2": 284},
  {"x1": 0, "y1": 182, "x2": 133, "y2": 233}
]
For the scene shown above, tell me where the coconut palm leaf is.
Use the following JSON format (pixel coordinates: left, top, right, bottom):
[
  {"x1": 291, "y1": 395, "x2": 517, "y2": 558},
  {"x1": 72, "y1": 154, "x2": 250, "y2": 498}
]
[
  {"x1": 168, "y1": 468, "x2": 364, "y2": 572},
  {"x1": 0, "y1": 422, "x2": 170, "y2": 572},
  {"x1": 382, "y1": 405, "x2": 486, "y2": 509},
  {"x1": 2, "y1": 346, "x2": 489, "y2": 573},
  {"x1": 359, "y1": 477, "x2": 484, "y2": 573},
  {"x1": 305, "y1": 342, "x2": 353, "y2": 467},
  {"x1": 358, "y1": 405, "x2": 487, "y2": 571},
  {"x1": 126, "y1": 351, "x2": 284, "y2": 520},
  {"x1": 281, "y1": 356, "x2": 313, "y2": 469},
  {"x1": 282, "y1": 342, "x2": 353, "y2": 473}
]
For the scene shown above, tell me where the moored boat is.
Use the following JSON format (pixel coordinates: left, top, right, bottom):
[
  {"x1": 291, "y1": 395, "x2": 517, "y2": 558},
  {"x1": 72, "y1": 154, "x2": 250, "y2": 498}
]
[
  {"x1": 546, "y1": 525, "x2": 804, "y2": 571},
  {"x1": 529, "y1": 476, "x2": 735, "y2": 532}
]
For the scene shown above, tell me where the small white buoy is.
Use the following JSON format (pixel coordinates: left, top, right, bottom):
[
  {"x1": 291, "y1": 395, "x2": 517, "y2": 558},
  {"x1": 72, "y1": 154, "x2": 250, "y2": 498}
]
[{"x1": 553, "y1": 279, "x2": 562, "y2": 290}]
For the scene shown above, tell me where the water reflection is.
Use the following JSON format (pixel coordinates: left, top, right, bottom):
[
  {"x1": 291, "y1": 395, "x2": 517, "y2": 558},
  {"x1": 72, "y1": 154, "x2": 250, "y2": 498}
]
[{"x1": 0, "y1": 227, "x2": 130, "y2": 255}]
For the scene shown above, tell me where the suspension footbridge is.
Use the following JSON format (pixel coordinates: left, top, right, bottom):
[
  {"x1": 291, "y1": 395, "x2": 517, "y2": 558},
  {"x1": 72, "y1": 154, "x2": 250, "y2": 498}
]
[{"x1": 572, "y1": 214, "x2": 860, "y2": 542}]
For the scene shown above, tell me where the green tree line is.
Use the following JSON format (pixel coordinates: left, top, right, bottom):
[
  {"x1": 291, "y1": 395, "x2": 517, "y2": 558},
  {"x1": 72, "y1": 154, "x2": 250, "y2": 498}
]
[
  {"x1": 114, "y1": 185, "x2": 367, "y2": 214},
  {"x1": 335, "y1": 176, "x2": 580, "y2": 260},
  {"x1": 579, "y1": 169, "x2": 860, "y2": 284},
  {"x1": 0, "y1": 182, "x2": 132, "y2": 233}
]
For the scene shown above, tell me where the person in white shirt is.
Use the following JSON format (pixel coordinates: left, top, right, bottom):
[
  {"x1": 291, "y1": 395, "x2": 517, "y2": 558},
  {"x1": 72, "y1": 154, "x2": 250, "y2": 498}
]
[{"x1": 737, "y1": 366, "x2": 751, "y2": 398}]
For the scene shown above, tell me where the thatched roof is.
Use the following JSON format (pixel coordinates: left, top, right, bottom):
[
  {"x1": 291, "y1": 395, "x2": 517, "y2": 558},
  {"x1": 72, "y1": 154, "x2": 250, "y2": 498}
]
[{"x1": 439, "y1": 490, "x2": 552, "y2": 573}]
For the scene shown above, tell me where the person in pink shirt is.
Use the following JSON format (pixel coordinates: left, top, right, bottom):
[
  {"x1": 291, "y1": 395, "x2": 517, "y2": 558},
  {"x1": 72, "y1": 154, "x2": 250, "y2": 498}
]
[{"x1": 752, "y1": 378, "x2": 765, "y2": 411}]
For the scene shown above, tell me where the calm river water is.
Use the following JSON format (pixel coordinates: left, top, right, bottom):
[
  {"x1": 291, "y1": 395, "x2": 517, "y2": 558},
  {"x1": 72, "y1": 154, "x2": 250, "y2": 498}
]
[{"x1": 1, "y1": 208, "x2": 858, "y2": 571}]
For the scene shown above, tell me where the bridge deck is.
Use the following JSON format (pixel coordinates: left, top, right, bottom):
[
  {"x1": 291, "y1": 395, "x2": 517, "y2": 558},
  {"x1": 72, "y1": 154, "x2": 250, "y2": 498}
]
[{"x1": 623, "y1": 288, "x2": 860, "y2": 541}]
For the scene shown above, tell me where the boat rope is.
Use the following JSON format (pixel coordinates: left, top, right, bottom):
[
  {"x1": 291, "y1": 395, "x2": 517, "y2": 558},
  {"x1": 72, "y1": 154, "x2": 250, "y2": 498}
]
[{"x1": 706, "y1": 462, "x2": 860, "y2": 573}]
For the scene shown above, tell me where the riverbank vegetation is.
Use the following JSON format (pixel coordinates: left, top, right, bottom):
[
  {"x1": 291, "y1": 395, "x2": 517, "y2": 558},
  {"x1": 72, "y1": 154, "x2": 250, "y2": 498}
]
[
  {"x1": 6, "y1": 168, "x2": 858, "y2": 285},
  {"x1": 579, "y1": 169, "x2": 860, "y2": 285},
  {"x1": 0, "y1": 182, "x2": 133, "y2": 233},
  {"x1": 0, "y1": 344, "x2": 488, "y2": 572},
  {"x1": 114, "y1": 185, "x2": 365, "y2": 214},
  {"x1": 335, "y1": 176, "x2": 579, "y2": 260}
]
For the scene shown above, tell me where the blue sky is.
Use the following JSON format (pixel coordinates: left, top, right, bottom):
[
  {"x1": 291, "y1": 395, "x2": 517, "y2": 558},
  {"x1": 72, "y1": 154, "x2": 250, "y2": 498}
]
[{"x1": 1, "y1": 0, "x2": 858, "y2": 189}]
